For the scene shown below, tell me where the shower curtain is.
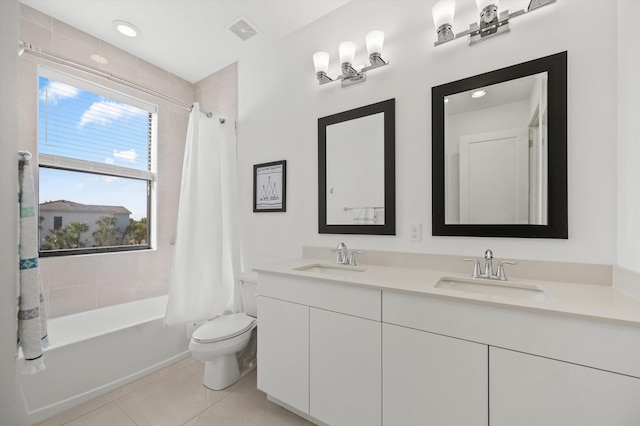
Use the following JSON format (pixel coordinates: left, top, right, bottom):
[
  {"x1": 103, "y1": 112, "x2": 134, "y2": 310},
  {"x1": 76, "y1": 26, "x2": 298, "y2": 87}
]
[
  {"x1": 18, "y1": 151, "x2": 49, "y2": 374},
  {"x1": 164, "y1": 104, "x2": 241, "y2": 325}
]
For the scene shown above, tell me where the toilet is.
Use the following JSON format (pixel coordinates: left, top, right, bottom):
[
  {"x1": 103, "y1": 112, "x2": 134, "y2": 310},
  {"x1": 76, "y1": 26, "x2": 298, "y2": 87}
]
[{"x1": 189, "y1": 274, "x2": 257, "y2": 390}]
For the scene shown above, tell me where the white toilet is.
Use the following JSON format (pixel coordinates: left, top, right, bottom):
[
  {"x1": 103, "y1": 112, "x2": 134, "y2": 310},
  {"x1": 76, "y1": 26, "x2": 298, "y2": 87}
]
[{"x1": 189, "y1": 275, "x2": 257, "y2": 390}]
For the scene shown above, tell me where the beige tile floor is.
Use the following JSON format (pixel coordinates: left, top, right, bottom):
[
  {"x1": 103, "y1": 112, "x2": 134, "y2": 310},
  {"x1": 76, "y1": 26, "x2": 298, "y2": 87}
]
[{"x1": 36, "y1": 357, "x2": 312, "y2": 426}]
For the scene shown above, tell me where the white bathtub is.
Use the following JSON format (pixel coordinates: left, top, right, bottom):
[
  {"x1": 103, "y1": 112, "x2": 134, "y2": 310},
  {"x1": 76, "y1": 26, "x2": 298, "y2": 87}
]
[{"x1": 17, "y1": 295, "x2": 190, "y2": 424}]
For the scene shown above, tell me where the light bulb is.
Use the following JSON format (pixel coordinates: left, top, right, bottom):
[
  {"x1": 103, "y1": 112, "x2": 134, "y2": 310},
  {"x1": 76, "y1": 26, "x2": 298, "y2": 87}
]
[
  {"x1": 432, "y1": 0, "x2": 456, "y2": 28},
  {"x1": 113, "y1": 20, "x2": 140, "y2": 37},
  {"x1": 365, "y1": 30, "x2": 384, "y2": 55},
  {"x1": 471, "y1": 90, "x2": 487, "y2": 98},
  {"x1": 338, "y1": 41, "x2": 356, "y2": 65},
  {"x1": 313, "y1": 51, "x2": 330, "y2": 74}
]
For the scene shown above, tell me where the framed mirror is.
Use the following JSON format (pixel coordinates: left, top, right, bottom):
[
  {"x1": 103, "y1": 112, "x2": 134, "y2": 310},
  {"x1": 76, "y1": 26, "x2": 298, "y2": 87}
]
[
  {"x1": 432, "y1": 51, "x2": 567, "y2": 238},
  {"x1": 318, "y1": 99, "x2": 395, "y2": 235}
]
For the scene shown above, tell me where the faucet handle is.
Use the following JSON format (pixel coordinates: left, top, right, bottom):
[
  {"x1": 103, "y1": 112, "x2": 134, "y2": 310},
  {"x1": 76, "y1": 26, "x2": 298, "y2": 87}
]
[
  {"x1": 349, "y1": 250, "x2": 363, "y2": 266},
  {"x1": 494, "y1": 260, "x2": 517, "y2": 281},
  {"x1": 463, "y1": 258, "x2": 482, "y2": 278}
]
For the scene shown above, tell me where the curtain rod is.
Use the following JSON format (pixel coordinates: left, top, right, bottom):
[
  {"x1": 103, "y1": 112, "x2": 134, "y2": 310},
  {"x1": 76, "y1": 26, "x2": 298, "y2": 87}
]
[{"x1": 19, "y1": 40, "x2": 225, "y2": 123}]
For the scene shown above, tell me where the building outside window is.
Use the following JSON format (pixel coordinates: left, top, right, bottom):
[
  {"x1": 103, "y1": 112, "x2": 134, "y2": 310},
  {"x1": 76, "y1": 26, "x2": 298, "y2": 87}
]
[{"x1": 38, "y1": 68, "x2": 157, "y2": 256}]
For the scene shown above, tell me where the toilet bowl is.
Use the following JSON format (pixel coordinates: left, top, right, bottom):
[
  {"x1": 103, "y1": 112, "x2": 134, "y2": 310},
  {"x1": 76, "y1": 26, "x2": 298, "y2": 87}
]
[{"x1": 189, "y1": 274, "x2": 258, "y2": 390}]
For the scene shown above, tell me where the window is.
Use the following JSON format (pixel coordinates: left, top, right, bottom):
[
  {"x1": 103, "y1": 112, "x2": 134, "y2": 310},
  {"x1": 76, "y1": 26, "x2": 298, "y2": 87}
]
[{"x1": 38, "y1": 68, "x2": 157, "y2": 256}]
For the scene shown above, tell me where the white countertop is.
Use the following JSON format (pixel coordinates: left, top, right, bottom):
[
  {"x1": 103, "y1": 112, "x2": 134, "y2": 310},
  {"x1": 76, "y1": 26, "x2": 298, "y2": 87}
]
[{"x1": 255, "y1": 258, "x2": 640, "y2": 327}]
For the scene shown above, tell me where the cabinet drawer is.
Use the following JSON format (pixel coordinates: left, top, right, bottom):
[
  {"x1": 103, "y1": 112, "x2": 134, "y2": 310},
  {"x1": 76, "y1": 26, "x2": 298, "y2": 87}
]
[
  {"x1": 383, "y1": 290, "x2": 640, "y2": 378},
  {"x1": 258, "y1": 272, "x2": 381, "y2": 321},
  {"x1": 491, "y1": 347, "x2": 640, "y2": 426}
]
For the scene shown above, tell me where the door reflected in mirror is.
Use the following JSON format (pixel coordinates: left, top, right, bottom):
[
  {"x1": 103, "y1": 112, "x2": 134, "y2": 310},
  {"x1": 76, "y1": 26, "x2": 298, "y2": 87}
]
[{"x1": 445, "y1": 72, "x2": 548, "y2": 225}]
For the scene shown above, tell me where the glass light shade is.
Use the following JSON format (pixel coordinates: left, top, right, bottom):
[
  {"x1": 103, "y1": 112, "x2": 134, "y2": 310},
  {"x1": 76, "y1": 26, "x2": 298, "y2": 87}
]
[
  {"x1": 476, "y1": 0, "x2": 498, "y2": 12},
  {"x1": 313, "y1": 51, "x2": 330, "y2": 73},
  {"x1": 338, "y1": 41, "x2": 356, "y2": 64},
  {"x1": 432, "y1": 0, "x2": 456, "y2": 27},
  {"x1": 365, "y1": 30, "x2": 384, "y2": 55}
]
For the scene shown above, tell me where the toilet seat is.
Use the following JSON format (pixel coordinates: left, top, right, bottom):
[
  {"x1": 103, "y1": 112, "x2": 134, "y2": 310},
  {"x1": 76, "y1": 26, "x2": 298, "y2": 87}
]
[{"x1": 192, "y1": 313, "x2": 255, "y2": 344}]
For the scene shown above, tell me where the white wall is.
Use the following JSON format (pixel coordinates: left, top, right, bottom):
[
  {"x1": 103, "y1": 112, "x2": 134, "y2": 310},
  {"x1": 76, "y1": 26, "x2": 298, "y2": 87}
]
[
  {"x1": 237, "y1": 0, "x2": 618, "y2": 269},
  {"x1": 617, "y1": 0, "x2": 640, "y2": 272},
  {"x1": 0, "y1": 1, "x2": 20, "y2": 423},
  {"x1": 616, "y1": 1, "x2": 640, "y2": 289}
]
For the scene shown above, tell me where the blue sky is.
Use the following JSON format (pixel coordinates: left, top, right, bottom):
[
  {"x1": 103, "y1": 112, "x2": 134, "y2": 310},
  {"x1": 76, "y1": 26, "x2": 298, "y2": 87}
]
[{"x1": 38, "y1": 77, "x2": 150, "y2": 220}]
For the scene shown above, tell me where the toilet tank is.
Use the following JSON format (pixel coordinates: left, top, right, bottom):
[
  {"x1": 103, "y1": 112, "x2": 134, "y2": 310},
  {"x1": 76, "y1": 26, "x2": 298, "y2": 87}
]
[{"x1": 238, "y1": 272, "x2": 258, "y2": 317}]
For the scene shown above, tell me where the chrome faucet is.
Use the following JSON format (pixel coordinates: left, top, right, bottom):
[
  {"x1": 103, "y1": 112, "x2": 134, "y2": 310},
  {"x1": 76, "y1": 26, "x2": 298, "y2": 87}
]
[
  {"x1": 464, "y1": 249, "x2": 517, "y2": 280},
  {"x1": 333, "y1": 242, "x2": 349, "y2": 265},
  {"x1": 332, "y1": 242, "x2": 362, "y2": 266},
  {"x1": 483, "y1": 249, "x2": 494, "y2": 278}
]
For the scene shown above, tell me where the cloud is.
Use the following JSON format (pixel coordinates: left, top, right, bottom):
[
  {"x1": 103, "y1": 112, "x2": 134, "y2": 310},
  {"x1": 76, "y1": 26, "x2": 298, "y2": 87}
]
[
  {"x1": 102, "y1": 176, "x2": 119, "y2": 183},
  {"x1": 112, "y1": 149, "x2": 137, "y2": 163},
  {"x1": 105, "y1": 157, "x2": 115, "y2": 165},
  {"x1": 40, "y1": 80, "x2": 79, "y2": 104},
  {"x1": 79, "y1": 99, "x2": 146, "y2": 128}
]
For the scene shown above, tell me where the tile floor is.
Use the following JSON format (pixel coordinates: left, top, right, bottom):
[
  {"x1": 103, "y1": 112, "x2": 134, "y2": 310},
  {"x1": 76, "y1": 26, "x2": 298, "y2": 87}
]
[{"x1": 36, "y1": 357, "x2": 312, "y2": 426}]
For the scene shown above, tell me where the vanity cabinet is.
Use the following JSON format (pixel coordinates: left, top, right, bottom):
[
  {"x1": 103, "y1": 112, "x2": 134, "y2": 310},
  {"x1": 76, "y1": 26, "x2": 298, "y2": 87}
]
[
  {"x1": 383, "y1": 323, "x2": 488, "y2": 426},
  {"x1": 259, "y1": 268, "x2": 640, "y2": 426},
  {"x1": 257, "y1": 272, "x2": 382, "y2": 426},
  {"x1": 310, "y1": 308, "x2": 381, "y2": 426},
  {"x1": 257, "y1": 295, "x2": 309, "y2": 413},
  {"x1": 490, "y1": 347, "x2": 640, "y2": 426}
]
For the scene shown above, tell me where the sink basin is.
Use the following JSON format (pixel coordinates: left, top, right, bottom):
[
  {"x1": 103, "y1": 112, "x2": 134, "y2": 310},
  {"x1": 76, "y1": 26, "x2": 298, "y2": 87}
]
[
  {"x1": 294, "y1": 263, "x2": 366, "y2": 276},
  {"x1": 435, "y1": 276, "x2": 551, "y2": 302}
]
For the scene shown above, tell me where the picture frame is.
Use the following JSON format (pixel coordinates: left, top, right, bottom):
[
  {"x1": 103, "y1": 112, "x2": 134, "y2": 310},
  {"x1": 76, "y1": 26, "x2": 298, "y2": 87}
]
[{"x1": 253, "y1": 160, "x2": 286, "y2": 212}]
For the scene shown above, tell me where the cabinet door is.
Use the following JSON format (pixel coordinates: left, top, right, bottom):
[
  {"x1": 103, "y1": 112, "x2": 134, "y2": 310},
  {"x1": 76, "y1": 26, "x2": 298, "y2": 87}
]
[
  {"x1": 310, "y1": 308, "x2": 381, "y2": 426},
  {"x1": 257, "y1": 296, "x2": 309, "y2": 413},
  {"x1": 383, "y1": 323, "x2": 488, "y2": 426},
  {"x1": 490, "y1": 347, "x2": 640, "y2": 426}
]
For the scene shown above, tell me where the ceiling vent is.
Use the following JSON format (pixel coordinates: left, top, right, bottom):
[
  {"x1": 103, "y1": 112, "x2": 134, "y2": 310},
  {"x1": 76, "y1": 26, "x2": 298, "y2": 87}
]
[{"x1": 227, "y1": 17, "x2": 259, "y2": 42}]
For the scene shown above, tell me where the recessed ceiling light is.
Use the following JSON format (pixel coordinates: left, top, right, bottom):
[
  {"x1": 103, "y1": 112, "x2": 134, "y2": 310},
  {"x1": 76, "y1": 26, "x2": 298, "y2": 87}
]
[
  {"x1": 471, "y1": 89, "x2": 487, "y2": 98},
  {"x1": 90, "y1": 54, "x2": 108, "y2": 65},
  {"x1": 113, "y1": 20, "x2": 140, "y2": 38}
]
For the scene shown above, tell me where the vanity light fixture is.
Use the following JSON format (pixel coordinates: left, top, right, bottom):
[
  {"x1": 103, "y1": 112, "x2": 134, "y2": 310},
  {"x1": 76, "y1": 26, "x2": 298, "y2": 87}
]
[
  {"x1": 432, "y1": 0, "x2": 556, "y2": 47},
  {"x1": 113, "y1": 20, "x2": 140, "y2": 38},
  {"x1": 313, "y1": 30, "x2": 389, "y2": 88}
]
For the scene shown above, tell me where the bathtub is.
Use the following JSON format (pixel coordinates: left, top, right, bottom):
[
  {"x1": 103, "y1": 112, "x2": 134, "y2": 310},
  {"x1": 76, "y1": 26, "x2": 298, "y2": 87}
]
[{"x1": 17, "y1": 295, "x2": 190, "y2": 424}]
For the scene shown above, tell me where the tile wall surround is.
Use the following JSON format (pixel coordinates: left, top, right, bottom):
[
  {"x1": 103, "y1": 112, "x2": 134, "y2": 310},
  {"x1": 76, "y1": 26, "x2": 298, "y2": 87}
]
[
  {"x1": 303, "y1": 246, "x2": 613, "y2": 287},
  {"x1": 19, "y1": 4, "x2": 238, "y2": 318}
]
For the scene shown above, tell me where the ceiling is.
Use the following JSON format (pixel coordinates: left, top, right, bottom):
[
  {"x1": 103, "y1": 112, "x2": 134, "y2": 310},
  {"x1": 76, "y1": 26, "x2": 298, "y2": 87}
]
[
  {"x1": 446, "y1": 73, "x2": 543, "y2": 116},
  {"x1": 20, "y1": 0, "x2": 351, "y2": 83}
]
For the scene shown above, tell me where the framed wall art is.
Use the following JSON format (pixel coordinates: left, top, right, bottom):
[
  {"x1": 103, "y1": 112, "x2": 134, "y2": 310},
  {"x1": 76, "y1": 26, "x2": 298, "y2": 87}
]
[{"x1": 253, "y1": 160, "x2": 286, "y2": 212}]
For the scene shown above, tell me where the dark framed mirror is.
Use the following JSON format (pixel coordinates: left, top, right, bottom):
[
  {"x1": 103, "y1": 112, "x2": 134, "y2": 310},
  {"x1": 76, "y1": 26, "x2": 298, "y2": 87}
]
[
  {"x1": 319, "y1": 98, "x2": 395, "y2": 235},
  {"x1": 432, "y1": 51, "x2": 567, "y2": 238}
]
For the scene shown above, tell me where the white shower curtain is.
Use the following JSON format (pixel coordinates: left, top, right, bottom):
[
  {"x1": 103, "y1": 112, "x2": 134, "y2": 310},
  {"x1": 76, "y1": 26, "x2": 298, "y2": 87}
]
[{"x1": 164, "y1": 103, "x2": 241, "y2": 325}]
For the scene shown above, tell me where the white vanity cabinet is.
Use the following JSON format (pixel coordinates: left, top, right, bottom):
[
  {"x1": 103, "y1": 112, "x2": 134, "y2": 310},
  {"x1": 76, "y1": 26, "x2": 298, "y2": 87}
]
[
  {"x1": 310, "y1": 308, "x2": 381, "y2": 426},
  {"x1": 258, "y1": 263, "x2": 640, "y2": 426},
  {"x1": 257, "y1": 272, "x2": 382, "y2": 426},
  {"x1": 490, "y1": 347, "x2": 640, "y2": 426},
  {"x1": 257, "y1": 295, "x2": 309, "y2": 413},
  {"x1": 382, "y1": 323, "x2": 488, "y2": 426}
]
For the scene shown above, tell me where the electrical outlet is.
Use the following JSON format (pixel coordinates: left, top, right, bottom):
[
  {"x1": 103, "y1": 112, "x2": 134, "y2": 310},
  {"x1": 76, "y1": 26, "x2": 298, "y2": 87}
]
[{"x1": 409, "y1": 224, "x2": 422, "y2": 242}]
